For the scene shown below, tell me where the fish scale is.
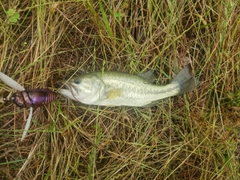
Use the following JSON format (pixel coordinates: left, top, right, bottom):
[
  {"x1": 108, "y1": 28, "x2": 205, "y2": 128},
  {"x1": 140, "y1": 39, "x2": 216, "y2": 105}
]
[
  {"x1": 100, "y1": 73, "x2": 181, "y2": 98},
  {"x1": 102, "y1": 79, "x2": 181, "y2": 106}
]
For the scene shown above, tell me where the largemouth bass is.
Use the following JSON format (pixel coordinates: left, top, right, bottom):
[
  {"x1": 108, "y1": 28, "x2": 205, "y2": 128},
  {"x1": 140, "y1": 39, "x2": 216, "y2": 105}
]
[{"x1": 59, "y1": 65, "x2": 197, "y2": 107}]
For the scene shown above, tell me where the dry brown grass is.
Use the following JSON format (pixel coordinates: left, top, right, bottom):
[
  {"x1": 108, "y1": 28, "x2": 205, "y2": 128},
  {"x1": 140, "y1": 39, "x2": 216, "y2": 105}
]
[{"x1": 0, "y1": 0, "x2": 240, "y2": 179}]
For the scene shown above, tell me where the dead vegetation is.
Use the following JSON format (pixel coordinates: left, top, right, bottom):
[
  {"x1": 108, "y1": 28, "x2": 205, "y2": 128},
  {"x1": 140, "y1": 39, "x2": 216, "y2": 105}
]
[{"x1": 0, "y1": 0, "x2": 239, "y2": 179}]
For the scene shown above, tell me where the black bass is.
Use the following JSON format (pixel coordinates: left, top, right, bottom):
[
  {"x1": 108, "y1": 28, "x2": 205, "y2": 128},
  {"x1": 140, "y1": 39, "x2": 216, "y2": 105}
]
[{"x1": 59, "y1": 65, "x2": 197, "y2": 107}]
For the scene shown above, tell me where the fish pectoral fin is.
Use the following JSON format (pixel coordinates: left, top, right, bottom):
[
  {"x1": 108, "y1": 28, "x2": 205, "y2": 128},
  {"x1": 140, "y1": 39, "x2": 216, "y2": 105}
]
[{"x1": 106, "y1": 89, "x2": 122, "y2": 99}]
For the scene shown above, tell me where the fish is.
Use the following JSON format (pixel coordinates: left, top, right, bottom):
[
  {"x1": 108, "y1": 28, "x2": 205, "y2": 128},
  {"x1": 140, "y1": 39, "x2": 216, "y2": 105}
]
[{"x1": 58, "y1": 65, "x2": 198, "y2": 107}]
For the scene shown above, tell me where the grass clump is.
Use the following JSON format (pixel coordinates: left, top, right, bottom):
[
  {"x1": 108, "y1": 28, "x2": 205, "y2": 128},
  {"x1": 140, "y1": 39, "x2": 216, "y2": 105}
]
[{"x1": 0, "y1": 0, "x2": 239, "y2": 179}]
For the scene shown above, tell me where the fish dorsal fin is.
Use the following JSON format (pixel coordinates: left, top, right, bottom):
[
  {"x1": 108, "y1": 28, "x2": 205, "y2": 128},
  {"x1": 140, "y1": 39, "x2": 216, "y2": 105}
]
[{"x1": 138, "y1": 70, "x2": 156, "y2": 83}]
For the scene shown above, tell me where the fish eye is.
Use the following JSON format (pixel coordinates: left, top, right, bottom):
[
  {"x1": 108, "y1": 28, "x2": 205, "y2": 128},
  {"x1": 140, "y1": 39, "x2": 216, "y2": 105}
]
[{"x1": 74, "y1": 79, "x2": 81, "y2": 84}]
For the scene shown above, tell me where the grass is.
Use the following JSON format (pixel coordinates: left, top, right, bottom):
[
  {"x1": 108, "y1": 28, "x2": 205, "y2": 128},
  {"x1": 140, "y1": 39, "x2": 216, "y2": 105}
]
[{"x1": 0, "y1": 0, "x2": 240, "y2": 179}]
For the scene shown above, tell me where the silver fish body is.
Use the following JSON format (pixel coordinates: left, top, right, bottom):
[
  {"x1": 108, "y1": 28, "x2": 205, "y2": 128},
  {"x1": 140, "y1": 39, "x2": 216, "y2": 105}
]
[{"x1": 59, "y1": 65, "x2": 197, "y2": 107}]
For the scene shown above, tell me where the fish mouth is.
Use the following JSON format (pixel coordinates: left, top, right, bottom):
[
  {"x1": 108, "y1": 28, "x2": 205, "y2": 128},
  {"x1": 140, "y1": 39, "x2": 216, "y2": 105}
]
[
  {"x1": 64, "y1": 82, "x2": 75, "y2": 93},
  {"x1": 64, "y1": 82, "x2": 72, "y2": 91},
  {"x1": 63, "y1": 82, "x2": 79, "y2": 101}
]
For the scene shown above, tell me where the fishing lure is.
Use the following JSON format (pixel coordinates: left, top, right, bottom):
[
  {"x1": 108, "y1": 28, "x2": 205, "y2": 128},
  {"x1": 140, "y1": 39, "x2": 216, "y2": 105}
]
[
  {"x1": 10, "y1": 89, "x2": 56, "y2": 108},
  {"x1": 0, "y1": 71, "x2": 56, "y2": 141}
]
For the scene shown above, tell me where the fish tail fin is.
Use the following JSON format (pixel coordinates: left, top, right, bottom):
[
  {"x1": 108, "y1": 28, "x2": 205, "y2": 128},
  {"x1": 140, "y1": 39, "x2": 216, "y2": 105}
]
[{"x1": 171, "y1": 64, "x2": 198, "y2": 95}]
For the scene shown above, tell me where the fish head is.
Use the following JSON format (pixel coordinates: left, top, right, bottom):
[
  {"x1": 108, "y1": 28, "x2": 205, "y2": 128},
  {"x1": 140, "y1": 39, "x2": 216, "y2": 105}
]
[{"x1": 58, "y1": 74, "x2": 106, "y2": 104}]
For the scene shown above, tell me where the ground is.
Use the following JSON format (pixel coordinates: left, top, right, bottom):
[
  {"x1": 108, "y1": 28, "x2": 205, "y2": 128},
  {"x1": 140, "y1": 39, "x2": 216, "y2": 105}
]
[{"x1": 0, "y1": 0, "x2": 240, "y2": 179}]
